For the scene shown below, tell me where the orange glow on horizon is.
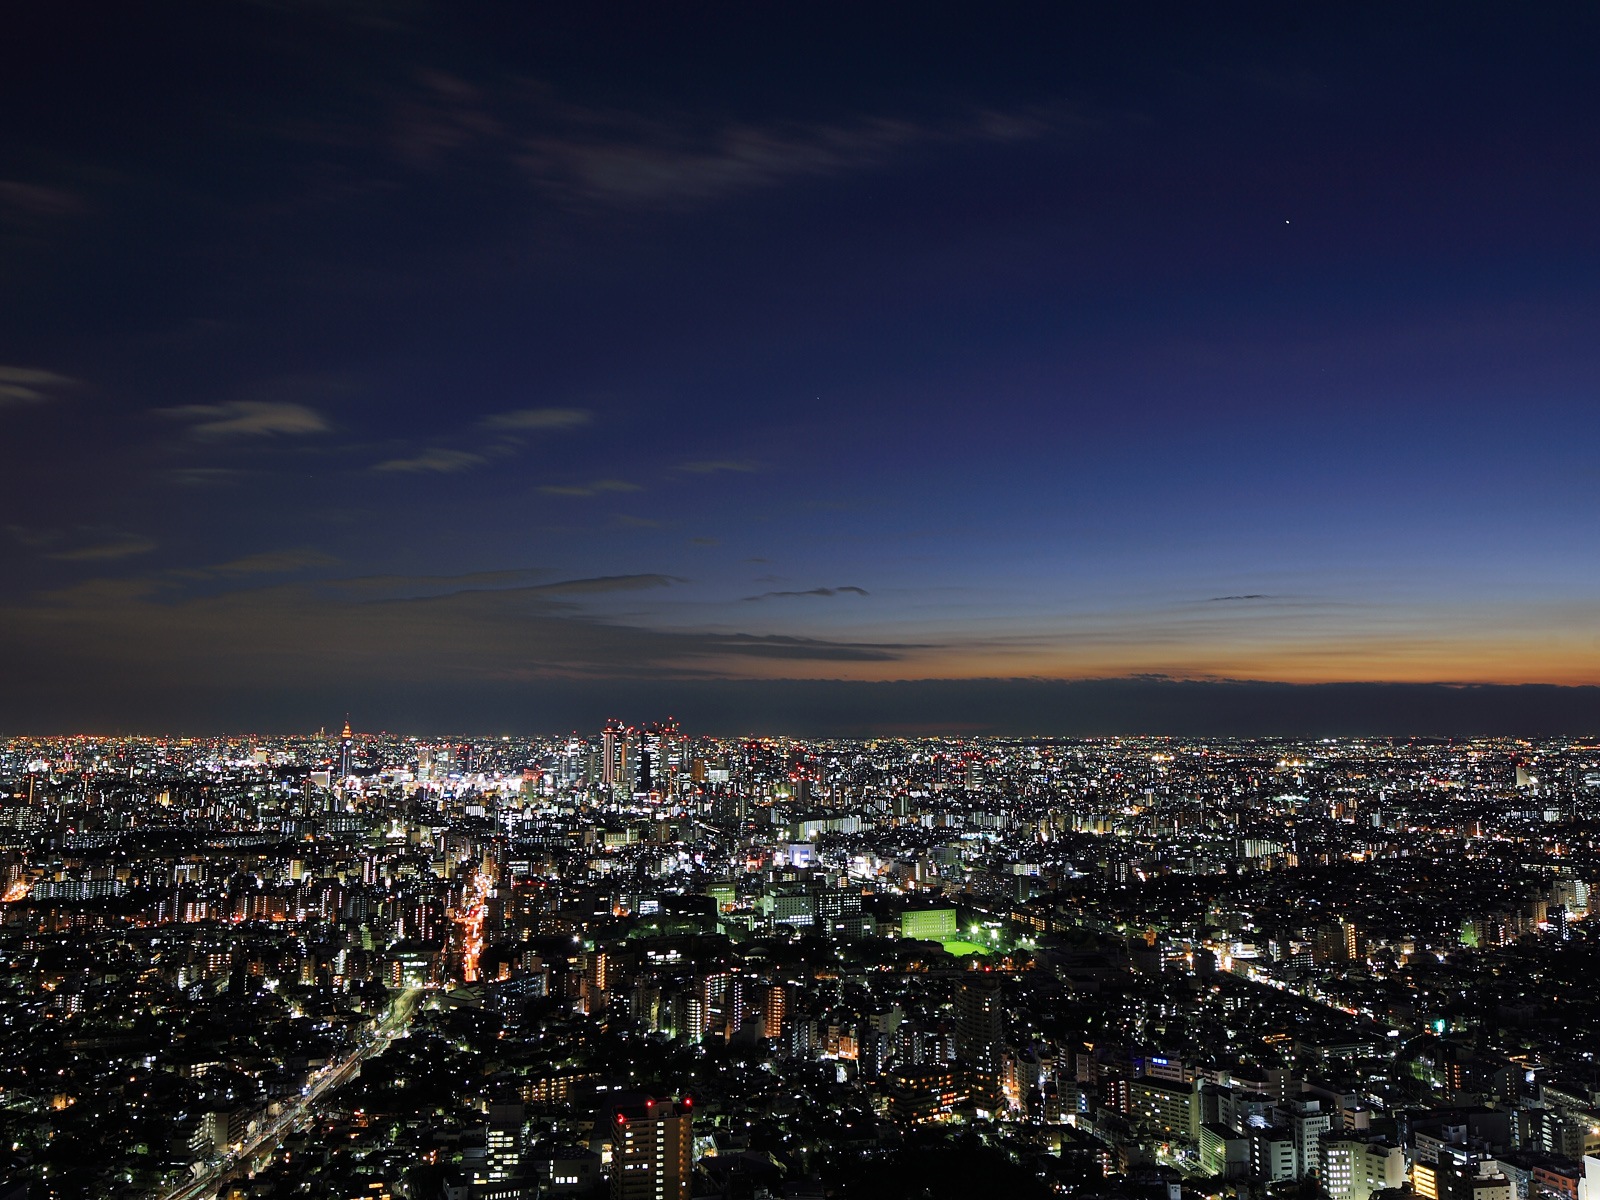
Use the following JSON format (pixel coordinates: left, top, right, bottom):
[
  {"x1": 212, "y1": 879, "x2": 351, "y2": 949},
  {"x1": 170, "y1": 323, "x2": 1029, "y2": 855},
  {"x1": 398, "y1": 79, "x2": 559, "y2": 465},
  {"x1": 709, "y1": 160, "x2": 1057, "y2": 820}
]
[{"x1": 679, "y1": 621, "x2": 1600, "y2": 687}]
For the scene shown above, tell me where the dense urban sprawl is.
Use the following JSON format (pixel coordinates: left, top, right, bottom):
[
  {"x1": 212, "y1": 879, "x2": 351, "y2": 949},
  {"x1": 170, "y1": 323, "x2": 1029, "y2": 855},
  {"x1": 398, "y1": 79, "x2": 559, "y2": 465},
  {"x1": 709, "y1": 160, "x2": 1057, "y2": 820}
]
[{"x1": 0, "y1": 727, "x2": 1597, "y2": 1200}]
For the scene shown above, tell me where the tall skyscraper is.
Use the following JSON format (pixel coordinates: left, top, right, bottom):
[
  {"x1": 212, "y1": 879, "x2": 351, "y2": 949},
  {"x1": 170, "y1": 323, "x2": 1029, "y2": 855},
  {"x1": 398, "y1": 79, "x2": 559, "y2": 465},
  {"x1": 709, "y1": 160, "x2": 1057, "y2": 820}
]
[
  {"x1": 956, "y1": 974, "x2": 1004, "y2": 1107},
  {"x1": 636, "y1": 719, "x2": 683, "y2": 796},
  {"x1": 602, "y1": 720, "x2": 627, "y2": 791},
  {"x1": 610, "y1": 1096, "x2": 693, "y2": 1200},
  {"x1": 337, "y1": 717, "x2": 354, "y2": 780},
  {"x1": 761, "y1": 983, "x2": 787, "y2": 1040},
  {"x1": 636, "y1": 740, "x2": 654, "y2": 795}
]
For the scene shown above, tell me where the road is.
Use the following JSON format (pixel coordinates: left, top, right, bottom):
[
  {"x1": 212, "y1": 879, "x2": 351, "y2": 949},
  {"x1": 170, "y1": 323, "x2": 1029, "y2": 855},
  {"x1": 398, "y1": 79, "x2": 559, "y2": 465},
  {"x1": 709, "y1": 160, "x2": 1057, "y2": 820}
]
[
  {"x1": 454, "y1": 870, "x2": 489, "y2": 982},
  {"x1": 159, "y1": 986, "x2": 423, "y2": 1200}
]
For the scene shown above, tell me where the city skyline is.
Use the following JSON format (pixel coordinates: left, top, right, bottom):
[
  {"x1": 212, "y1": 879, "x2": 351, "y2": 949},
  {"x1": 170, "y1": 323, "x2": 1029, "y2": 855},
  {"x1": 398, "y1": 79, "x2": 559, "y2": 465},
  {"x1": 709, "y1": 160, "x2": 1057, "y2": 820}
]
[
  {"x1": 4, "y1": 6, "x2": 1598, "y2": 732},
  {"x1": 1, "y1": 727, "x2": 1596, "y2": 1197}
]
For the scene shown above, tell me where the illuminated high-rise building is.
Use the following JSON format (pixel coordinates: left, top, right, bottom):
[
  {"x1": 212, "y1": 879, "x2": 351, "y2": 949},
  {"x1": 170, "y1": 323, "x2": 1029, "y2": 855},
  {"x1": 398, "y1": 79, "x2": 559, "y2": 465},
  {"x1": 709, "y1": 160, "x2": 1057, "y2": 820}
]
[
  {"x1": 602, "y1": 720, "x2": 627, "y2": 790},
  {"x1": 476, "y1": 1103, "x2": 527, "y2": 1189},
  {"x1": 636, "y1": 739, "x2": 654, "y2": 794},
  {"x1": 337, "y1": 717, "x2": 353, "y2": 780},
  {"x1": 609, "y1": 1096, "x2": 692, "y2": 1200},
  {"x1": 761, "y1": 983, "x2": 787, "y2": 1040},
  {"x1": 956, "y1": 974, "x2": 1004, "y2": 1106},
  {"x1": 636, "y1": 719, "x2": 683, "y2": 796},
  {"x1": 1314, "y1": 920, "x2": 1360, "y2": 964}
]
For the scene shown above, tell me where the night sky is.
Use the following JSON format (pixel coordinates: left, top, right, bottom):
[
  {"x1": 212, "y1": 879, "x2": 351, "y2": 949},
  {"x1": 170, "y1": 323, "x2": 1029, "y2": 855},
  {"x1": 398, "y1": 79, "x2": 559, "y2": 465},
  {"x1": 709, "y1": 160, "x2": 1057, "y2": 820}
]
[{"x1": 4, "y1": 4, "x2": 1599, "y2": 735}]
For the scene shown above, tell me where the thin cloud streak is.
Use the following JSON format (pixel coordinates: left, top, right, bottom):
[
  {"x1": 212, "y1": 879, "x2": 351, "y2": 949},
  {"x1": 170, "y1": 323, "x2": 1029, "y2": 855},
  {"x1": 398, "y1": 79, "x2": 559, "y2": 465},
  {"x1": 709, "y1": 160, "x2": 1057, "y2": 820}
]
[
  {"x1": 538, "y1": 479, "x2": 640, "y2": 497},
  {"x1": 479, "y1": 407, "x2": 592, "y2": 431},
  {"x1": 677, "y1": 459, "x2": 761, "y2": 475},
  {"x1": 0, "y1": 573, "x2": 920, "y2": 698},
  {"x1": 44, "y1": 536, "x2": 157, "y2": 562},
  {"x1": 530, "y1": 574, "x2": 684, "y2": 595},
  {"x1": 161, "y1": 467, "x2": 246, "y2": 487},
  {"x1": 379, "y1": 61, "x2": 1063, "y2": 211},
  {"x1": 0, "y1": 366, "x2": 77, "y2": 406},
  {"x1": 743, "y1": 586, "x2": 870, "y2": 601},
  {"x1": 373, "y1": 447, "x2": 486, "y2": 473},
  {"x1": 159, "y1": 401, "x2": 329, "y2": 438},
  {"x1": 516, "y1": 105, "x2": 1058, "y2": 210},
  {"x1": 181, "y1": 549, "x2": 340, "y2": 579},
  {"x1": 0, "y1": 181, "x2": 87, "y2": 220}
]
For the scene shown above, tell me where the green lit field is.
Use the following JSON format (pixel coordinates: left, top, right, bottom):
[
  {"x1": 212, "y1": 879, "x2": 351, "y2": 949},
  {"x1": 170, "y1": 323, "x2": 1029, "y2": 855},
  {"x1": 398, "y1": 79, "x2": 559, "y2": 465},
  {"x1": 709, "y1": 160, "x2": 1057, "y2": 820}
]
[{"x1": 940, "y1": 939, "x2": 988, "y2": 957}]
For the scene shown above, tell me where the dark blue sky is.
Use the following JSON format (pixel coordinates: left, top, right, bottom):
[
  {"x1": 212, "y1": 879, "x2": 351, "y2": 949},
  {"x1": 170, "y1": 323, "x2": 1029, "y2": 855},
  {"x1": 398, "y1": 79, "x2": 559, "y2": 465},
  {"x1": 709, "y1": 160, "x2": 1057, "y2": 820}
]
[{"x1": 3, "y1": 3, "x2": 1598, "y2": 733}]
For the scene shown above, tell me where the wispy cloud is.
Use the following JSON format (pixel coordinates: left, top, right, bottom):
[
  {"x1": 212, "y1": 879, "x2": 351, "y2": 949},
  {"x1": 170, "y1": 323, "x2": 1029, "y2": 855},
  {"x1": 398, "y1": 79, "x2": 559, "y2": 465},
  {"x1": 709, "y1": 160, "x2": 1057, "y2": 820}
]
[
  {"x1": 531, "y1": 574, "x2": 683, "y2": 595},
  {"x1": 317, "y1": 569, "x2": 679, "y2": 604},
  {"x1": 744, "y1": 586, "x2": 870, "y2": 601},
  {"x1": 1204, "y1": 594, "x2": 1274, "y2": 603},
  {"x1": 0, "y1": 181, "x2": 86, "y2": 220},
  {"x1": 388, "y1": 68, "x2": 504, "y2": 168},
  {"x1": 5, "y1": 525, "x2": 60, "y2": 549},
  {"x1": 46, "y1": 535, "x2": 157, "y2": 562},
  {"x1": 479, "y1": 407, "x2": 592, "y2": 432},
  {"x1": 539, "y1": 478, "x2": 640, "y2": 498},
  {"x1": 381, "y1": 67, "x2": 1060, "y2": 212},
  {"x1": 369, "y1": 408, "x2": 587, "y2": 475},
  {"x1": 160, "y1": 400, "x2": 329, "y2": 438},
  {"x1": 162, "y1": 467, "x2": 246, "y2": 487},
  {"x1": 0, "y1": 366, "x2": 77, "y2": 407},
  {"x1": 677, "y1": 458, "x2": 761, "y2": 475},
  {"x1": 3, "y1": 569, "x2": 917, "y2": 696},
  {"x1": 518, "y1": 106, "x2": 1054, "y2": 210},
  {"x1": 373, "y1": 447, "x2": 487, "y2": 474},
  {"x1": 192, "y1": 549, "x2": 340, "y2": 578},
  {"x1": 709, "y1": 632, "x2": 912, "y2": 661},
  {"x1": 327, "y1": 569, "x2": 540, "y2": 598}
]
